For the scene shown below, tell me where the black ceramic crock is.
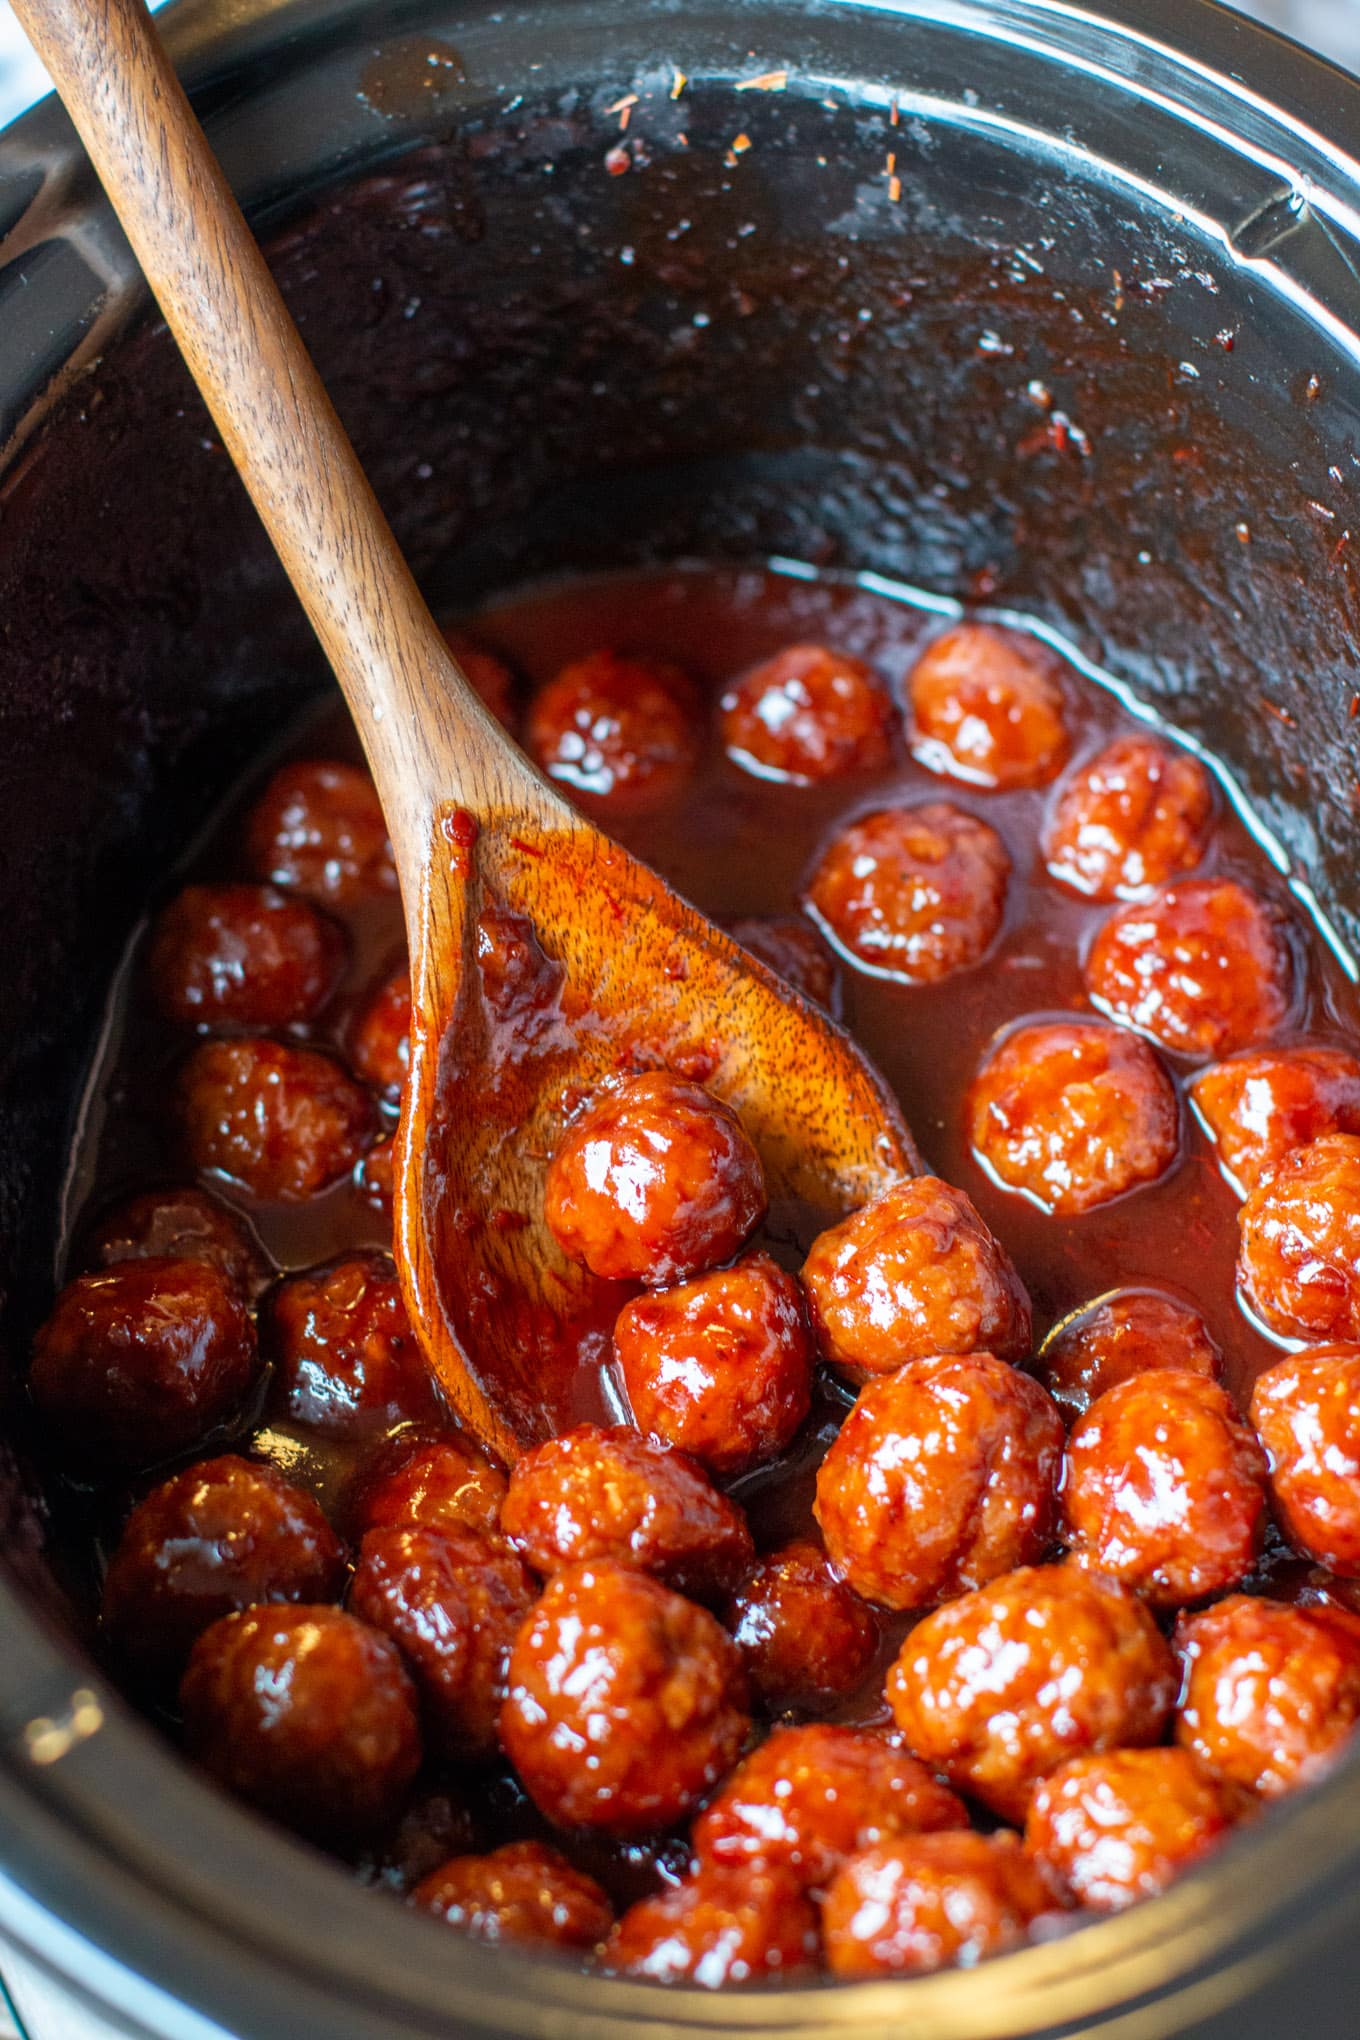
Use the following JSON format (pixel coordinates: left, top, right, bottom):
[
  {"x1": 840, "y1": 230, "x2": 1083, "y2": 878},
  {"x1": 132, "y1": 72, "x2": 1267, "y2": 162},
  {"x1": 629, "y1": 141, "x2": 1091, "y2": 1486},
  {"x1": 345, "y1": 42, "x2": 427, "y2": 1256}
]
[{"x1": 4, "y1": 1, "x2": 1360, "y2": 2034}]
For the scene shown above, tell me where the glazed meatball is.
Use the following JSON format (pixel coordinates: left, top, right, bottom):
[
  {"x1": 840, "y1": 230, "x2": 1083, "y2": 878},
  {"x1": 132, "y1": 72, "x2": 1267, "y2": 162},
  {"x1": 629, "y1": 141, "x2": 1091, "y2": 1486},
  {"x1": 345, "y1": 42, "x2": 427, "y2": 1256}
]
[
  {"x1": 1026, "y1": 1748, "x2": 1239, "y2": 1912},
  {"x1": 442, "y1": 629, "x2": 519, "y2": 732},
  {"x1": 412, "y1": 1841, "x2": 612, "y2": 1950},
  {"x1": 1061, "y1": 1370, "x2": 1267, "y2": 1608},
  {"x1": 1175, "y1": 1594, "x2": 1360, "y2": 1797},
  {"x1": 178, "y1": 1037, "x2": 375, "y2": 1202},
  {"x1": 87, "y1": 1185, "x2": 266, "y2": 1298},
  {"x1": 908, "y1": 622, "x2": 1070, "y2": 790},
  {"x1": 804, "y1": 802, "x2": 1010, "y2": 984},
  {"x1": 887, "y1": 1565, "x2": 1177, "y2": 1820},
  {"x1": 968, "y1": 1019, "x2": 1179, "y2": 1216},
  {"x1": 148, "y1": 883, "x2": 345, "y2": 1031},
  {"x1": 1192, "y1": 1044, "x2": 1360, "y2": 1196},
  {"x1": 102, "y1": 1455, "x2": 346, "y2": 1680},
  {"x1": 1042, "y1": 735, "x2": 1213, "y2": 901},
  {"x1": 499, "y1": 1561, "x2": 750, "y2": 1834},
  {"x1": 527, "y1": 650, "x2": 699, "y2": 805},
  {"x1": 361, "y1": 1787, "x2": 477, "y2": 1895},
  {"x1": 244, "y1": 760, "x2": 396, "y2": 903},
  {"x1": 269, "y1": 1253, "x2": 441, "y2": 1438},
  {"x1": 499, "y1": 1423, "x2": 753, "y2": 1601},
  {"x1": 357, "y1": 1133, "x2": 395, "y2": 1215},
  {"x1": 29, "y1": 1258, "x2": 258, "y2": 1468},
  {"x1": 1238, "y1": 1133, "x2": 1360, "y2": 1342},
  {"x1": 1037, "y1": 1289, "x2": 1221, "y2": 1421},
  {"x1": 349, "y1": 1524, "x2": 536, "y2": 1760},
  {"x1": 544, "y1": 1071, "x2": 766, "y2": 1286},
  {"x1": 815, "y1": 1353, "x2": 1063, "y2": 1610},
  {"x1": 693, "y1": 1724, "x2": 966, "y2": 1890},
  {"x1": 725, "y1": 1541, "x2": 879, "y2": 1714},
  {"x1": 181, "y1": 1604, "x2": 421, "y2": 1843},
  {"x1": 614, "y1": 1252, "x2": 814, "y2": 1476},
  {"x1": 727, "y1": 914, "x2": 839, "y2": 1009},
  {"x1": 1251, "y1": 1347, "x2": 1360, "y2": 1574},
  {"x1": 720, "y1": 642, "x2": 894, "y2": 785},
  {"x1": 602, "y1": 1867, "x2": 818, "y2": 1986},
  {"x1": 823, "y1": 1831, "x2": 1056, "y2": 1978},
  {"x1": 347, "y1": 1433, "x2": 507, "y2": 1543},
  {"x1": 800, "y1": 1176, "x2": 1031, "y2": 1381},
  {"x1": 349, "y1": 965, "x2": 411, "y2": 1097},
  {"x1": 1084, "y1": 878, "x2": 1294, "y2": 1059}
]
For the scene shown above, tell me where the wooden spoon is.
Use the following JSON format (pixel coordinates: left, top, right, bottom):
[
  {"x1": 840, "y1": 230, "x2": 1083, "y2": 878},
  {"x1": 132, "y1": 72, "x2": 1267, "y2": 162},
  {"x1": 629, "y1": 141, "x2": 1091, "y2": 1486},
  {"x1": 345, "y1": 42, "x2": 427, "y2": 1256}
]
[{"x1": 17, "y1": 0, "x2": 918, "y2": 1464}]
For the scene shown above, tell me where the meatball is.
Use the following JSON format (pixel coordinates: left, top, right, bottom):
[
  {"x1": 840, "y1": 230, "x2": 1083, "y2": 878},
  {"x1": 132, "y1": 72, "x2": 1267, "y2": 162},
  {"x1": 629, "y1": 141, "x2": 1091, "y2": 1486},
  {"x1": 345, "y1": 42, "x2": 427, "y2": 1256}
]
[
  {"x1": 724, "y1": 1541, "x2": 879, "y2": 1715},
  {"x1": 178, "y1": 1037, "x2": 375, "y2": 1202},
  {"x1": 544, "y1": 1071, "x2": 766, "y2": 1287},
  {"x1": 1238, "y1": 1133, "x2": 1360, "y2": 1342},
  {"x1": 1251, "y1": 1347, "x2": 1360, "y2": 1574},
  {"x1": 727, "y1": 914, "x2": 839, "y2": 1009},
  {"x1": 719, "y1": 642, "x2": 894, "y2": 785},
  {"x1": 602, "y1": 1867, "x2": 818, "y2": 1986},
  {"x1": 412, "y1": 1841, "x2": 612, "y2": 1950},
  {"x1": 823, "y1": 1831, "x2": 1056, "y2": 1978},
  {"x1": 887, "y1": 1564, "x2": 1177, "y2": 1820},
  {"x1": 361, "y1": 1787, "x2": 477, "y2": 1895},
  {"x1": 1061, "y1": 1370, "x2": 1267, "y2": 1608},
  {"x1": 814, "y1": 1353, "x2": 1063, "y2": 1610},
  {"x1": 244, "y1": 759, "x2": 396, "y2": 903},
  {"x1": 614, "y1": 1252, "x2": 813, "y2": 1476},
  {"x1": 148, "y1": 883, "x2": 345, "y2": 1032},
  {"x1": 1026, "y1": 1748, "x2": 1239, "y2": 1912},
  {"x1": 1042, "y1": 736, "x2": 1213, "y2": 901},
  {"x1": 693, "y1": 1724, "x2": 966, "y2": 1890},
  {"x1": 269, "y1": 1253, "x2": 441, "y2": 1438},
  {"x1": 1037, "y1": 1289, "x2": 1221, "y2": 1421},
  {"x1": 908, "y1": 622, "x2": 1070, "y2": 790},
  {"x1": 87, "y1": 1185, "x2": 266, "y2": 1298},
  {"x1": 968, "y1": 1019, "x2": 1179, "y2": 1216},
  {"x1": 804, "y1": 802, "x2": 1010, "y2": 985},
  {"x1": 499, "y1": 1423, "x2": 753, "y2": 1602},
  {"x1": 1192, "y1": 1044, "x2": 1360, "y2": 1196},
  {"x1": 1175, "y1": 1594, "x2": 1360, "y2": 1797},
  {"x1": 800, "y1": 1176, "x2": 1031, "y2": 1381},
  {"x1": 1084, "y1": 878, "x2": 1294, "y2": 1059},
  {"x1": 348, "y1": 965, "x2": 411, "y2": 1097},
  {"x1": 499, "y1": 1562, "x2": 750, "y2": 1834},
  {"x1": 29, "y1": 1258, "x2": 258, "y2": 1468},
  {"x1": 357, "y1": 1133, "x2": 395, "y2": 1215},
  {"x1": 442, "y1": 629, "x2": 519, "y2": 732},
  {"x1": 527, "y1": 650, "x2": 699, "y2": 805},
  {"x1": 347, "y1": 1433, "x2": 507, "y2": 1543},
  {"x1": 349, "y1": 1524, "x2": 536, "y2": 1760}
]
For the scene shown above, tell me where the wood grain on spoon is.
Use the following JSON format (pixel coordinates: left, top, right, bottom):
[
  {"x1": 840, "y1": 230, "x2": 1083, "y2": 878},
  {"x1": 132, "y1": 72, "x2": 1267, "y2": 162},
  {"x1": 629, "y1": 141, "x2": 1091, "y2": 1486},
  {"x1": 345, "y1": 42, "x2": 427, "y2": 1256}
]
[{"x1": 16, "y1": 0, "x2": 918, "y2": 1464}]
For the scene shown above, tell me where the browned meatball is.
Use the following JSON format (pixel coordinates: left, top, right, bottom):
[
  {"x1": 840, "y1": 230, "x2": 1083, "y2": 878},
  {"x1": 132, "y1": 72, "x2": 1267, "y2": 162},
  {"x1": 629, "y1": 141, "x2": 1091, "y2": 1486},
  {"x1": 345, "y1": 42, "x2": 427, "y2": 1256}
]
[
  {"x1": 1026, "y1": 1748, "x2": 1240, "y2": 1912},
  {"x1": 527, "y1": 650, "x2": 699, "y2": 805},
  {"x1": 360, "y1": 1787, "x2": 476, "y2": 1895},
  {"x1": 887, "y1": 1565, "x2": 1177, "y2": 1820},
  {"x1": 804, "y1": 802, "x2": 1010, "y2": 984},
  {"x1": 349, "y1": 1524, "x2": 536, "y2": 1760},
  {"x1": 1037, "y1": 1288, "x2": 1221, "y2": 1420},
  {"x1": 614, "y1": 1253, "x2": 813, "y2": 1476},
  {"x1": 1062, "y1": 1370, "x2": 1267, "y2": 1608},
  {"x1": 347, "y1": 1433, "x2": 507, "y2": 1543},
  {"x1": 720, "y1": 643, "x2": 894, "y2": 785},
  {"x1": 1043, "y1": 736, "x2": 1213, "y2": 901},
  {"x1": 102, "y1": 1455, "x2": 346, "y2": 1680},
  {"x1": 178, "y1": 1037, "x2": 375, "y2": 1202},
  {"x1": 442, "y1": 630, "x2": 519, "y2": 733},
  {"x1": 1175, "y1": 1594, "x2": 1360, "y2": 1797},
  {"x1": 815, "y1": 1354, "x2": 1063, "y2": 1610},
  {"x1": 244, "y1": 760, "x2": 396, "y2": 903},
  {"x1": 29, "y1": 1258, "x2": 258, "y2": 1468},
  {"x1": 412, "y1": 1841, "x2": 613, "y2": 1949},
  {"x1": 909, "y1": 622, "x2": 1070, "y2": 790},
  {"x1": 269, "y1": 1253, "x2": 441, "y2": 1437},
  {"x1": 693, "y1": 1724, "x2": 966, "y2": 1890},
  {"x1": 602, "y1": 1867, "x2": 819, "y2": 1985},
  {"x1": 499, "y1": 1561, "x2": 750, "y2": 1834},
  {"x1": 727, "y1": 914, "x2": 839, "y2": 1009},
  {"x1": 968, "y1": 1019, "x2": 1179, "y2": 1216},
  {"x1": 800, "y1": 1176, "x2": 1031, "y2": 1381},
  {"x1": 499, "y1": 1423, "x2": 753, "y2": 1602},
  {"x1": 348, "y1": 964, "x2": 411, "y2": 1098},
  {"x1": 725, "y1": 1541, "x2": 879, "y2": 1714},
  {"x1": 823, "y1": 1831, "x2": 1056, "y2": 1978},
  {"x1": 1192, "y1": 1044, "x2": 1360, "y2": 1196},
  {"x1": 148, "y1": 884, "x2": 345, "y2": 1031},
  {"x1": 1085, "y1": 878, "x2": 1294, "y2": 1059},
  {"x1": 544, "y1": 1071, "x2": 766, "y2": 1286},
  {"x1": 1250, "y1": 1346, "x2": 1360, "y2": 1574},
  {"x1": 1238, "y1": 1133, "x2": 1360, "y2": 1342},
  {"x1": 180, "y1": 1604, "x2": 421, "y2": 1843},
  {"x1": 87, "y1": 1185, "x2": 267, "y2": 1298}
]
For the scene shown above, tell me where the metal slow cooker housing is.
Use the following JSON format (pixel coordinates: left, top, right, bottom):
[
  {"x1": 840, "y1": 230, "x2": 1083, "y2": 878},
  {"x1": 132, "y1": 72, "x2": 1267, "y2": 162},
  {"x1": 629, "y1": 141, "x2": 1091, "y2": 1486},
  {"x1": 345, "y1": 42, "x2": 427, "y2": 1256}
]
[{"x1": 4, "y1": 1, "x2": 1360, "y2": 2033}]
